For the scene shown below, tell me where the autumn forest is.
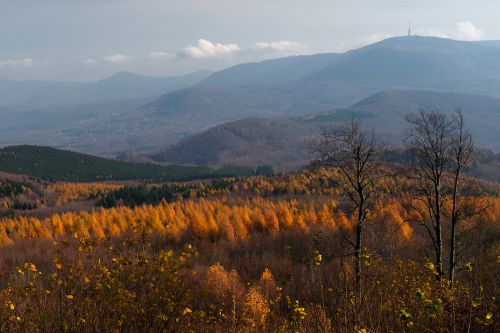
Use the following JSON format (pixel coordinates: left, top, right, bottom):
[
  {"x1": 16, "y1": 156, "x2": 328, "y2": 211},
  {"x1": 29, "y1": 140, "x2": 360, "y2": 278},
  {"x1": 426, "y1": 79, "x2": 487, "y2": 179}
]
[{"x1": 0, "y1": 110, "x2": 496, "y2": 332}]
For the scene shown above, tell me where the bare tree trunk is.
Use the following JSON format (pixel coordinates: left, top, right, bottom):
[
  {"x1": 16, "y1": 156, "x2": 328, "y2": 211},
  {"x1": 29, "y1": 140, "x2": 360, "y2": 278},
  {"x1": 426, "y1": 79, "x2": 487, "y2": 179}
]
[
  {"x1": 448, "y1": 111, "x2": 473, "y2": 283},
  {"x1": 435, "y1": 222, "x2": 443, "y2": 279},
  {"x1": 354, "y1": 217, "x2": 363, "y2": 292},
  {"x1": 435, "y1": 187, "x2": 443, "y2": 280},
  {"x1": 449, "y1": 167, "x2": 460, "y2": 282},
  {"x1": 449, "y1": 222, "x2": 456, "y2": 282},
  {"x1": 354, "y1": 197, "x2": 364, "y2": 292}
]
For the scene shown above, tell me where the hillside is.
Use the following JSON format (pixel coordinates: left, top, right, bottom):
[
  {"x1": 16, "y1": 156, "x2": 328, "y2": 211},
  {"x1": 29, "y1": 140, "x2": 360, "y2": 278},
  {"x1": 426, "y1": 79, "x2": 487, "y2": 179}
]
[
  {"x1": 152, "y1": 90, "x2": 500, "y2": 169},
  {"x1": 0, "y1": 145, "x2": 248, "y2": 182},
  {"x1": 152, "y1": 117, "x2": 313, "y2": 169},
  {"x1": 342, "y1": 90, "x2": 500, "y2": 147}
]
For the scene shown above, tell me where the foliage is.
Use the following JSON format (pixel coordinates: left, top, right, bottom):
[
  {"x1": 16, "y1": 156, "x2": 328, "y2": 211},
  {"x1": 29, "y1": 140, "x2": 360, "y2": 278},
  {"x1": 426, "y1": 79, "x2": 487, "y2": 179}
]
[
  {"x1": 0, "y1": 166, "x2": 497, "y2": 331},
  {"x1": 0, "y1": 180, "x2": 31, "y2": 197},
  {"x1": 0, "y1": 237, "x2": 198, "y2": 332},
  {"x1": 48, "y1": 182, "x2": 122, "y2": 205}
]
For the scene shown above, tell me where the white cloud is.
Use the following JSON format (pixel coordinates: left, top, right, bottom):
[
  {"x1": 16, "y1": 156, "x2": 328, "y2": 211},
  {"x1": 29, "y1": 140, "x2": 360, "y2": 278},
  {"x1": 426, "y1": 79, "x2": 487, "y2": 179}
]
[
  {"x1": 80, "y1": 57, "x2": 96, "y2": 65},
  {"x1": 418, "y1": 21, "x2": 484, "y2": 41},
  {"x1": 0, "y1": 58, "x2": 34, "y2": 67},
  {"x1": 253, "y1": 41, "x2": 306, "y2": 55},
  {"x1": 177, "y1": 39, "x2": 308, "y2": 60},
  {"x1": 148, "y1": 51, "x2": 172, "y2": 60},
  {"x1": 179, "y1": 39, "x2": 240, "y2": 58},
  {"x1": 103, "y1": 54, "x2": 132, "y2": 63},
  {"x1": 454, "y1": 21, "x2": 483, "y2": 41}
]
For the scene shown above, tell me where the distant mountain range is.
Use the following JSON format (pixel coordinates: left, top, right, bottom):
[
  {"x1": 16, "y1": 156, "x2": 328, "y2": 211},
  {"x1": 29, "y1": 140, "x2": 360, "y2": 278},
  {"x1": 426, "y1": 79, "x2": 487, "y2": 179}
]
[
  {"x1": 2, "y1": 36, "x2": 500, "y2": 164},
  {"x1": 0, "y1": 70, "x2": 211, "y2": 107}
]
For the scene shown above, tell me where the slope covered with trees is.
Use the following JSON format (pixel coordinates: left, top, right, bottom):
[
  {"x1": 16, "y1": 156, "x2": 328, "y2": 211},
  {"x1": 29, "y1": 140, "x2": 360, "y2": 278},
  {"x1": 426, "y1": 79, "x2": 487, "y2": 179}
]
[
  {"x1": 0, "y1": 145, "x2": 251, "y2": 182},
  {"x1": 0, "y1": 111, "x2": 497, "y2": 332},
  {"x1": 0, "y1": 166, "x2": 496, "y2": 331}
]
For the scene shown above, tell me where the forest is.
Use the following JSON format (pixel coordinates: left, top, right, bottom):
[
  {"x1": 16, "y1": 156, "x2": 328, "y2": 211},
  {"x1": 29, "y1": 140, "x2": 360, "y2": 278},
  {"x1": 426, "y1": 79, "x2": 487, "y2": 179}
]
[
  {"x1": 0, "y1": 111, "x2": 497, "y2": 332},
  {"x1": 0, "y1": 146, "x2": 257, "y2": 182}
]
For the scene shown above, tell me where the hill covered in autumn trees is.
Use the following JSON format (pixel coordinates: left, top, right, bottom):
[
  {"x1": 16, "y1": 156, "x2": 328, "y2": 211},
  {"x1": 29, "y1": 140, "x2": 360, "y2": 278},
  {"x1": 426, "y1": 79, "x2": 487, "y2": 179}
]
[{"x1": 0, "y1": 166, "x2": 497, "y2": 331}]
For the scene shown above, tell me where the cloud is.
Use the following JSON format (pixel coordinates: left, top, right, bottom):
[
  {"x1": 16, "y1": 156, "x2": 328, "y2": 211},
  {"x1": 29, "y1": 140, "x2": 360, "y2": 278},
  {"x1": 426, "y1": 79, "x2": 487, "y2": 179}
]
[
  {"x1": 178, "y1": 39, "x2": 240, "y2": 58},
  {"x1": 419, "y1": 21, "x2": 484, "y2": 41},
  {"x1": 253, "y1": 41, "x2": 306, "y2": 55},
  {"x1": 103, "y1": 54, "x2": 132, "y2": 63},
  {"x1": 454, "y1": 21, "x2": 483, "y2": 41},
  {"x1": 80, "y1": 57, "x2": 96, "y2": 65},
  {"x1": 148, "y1": 51, "x2": 172, "y2": 60},
  {"x1": 0, "y1": 58, "x2": 35, "y2": 67}
]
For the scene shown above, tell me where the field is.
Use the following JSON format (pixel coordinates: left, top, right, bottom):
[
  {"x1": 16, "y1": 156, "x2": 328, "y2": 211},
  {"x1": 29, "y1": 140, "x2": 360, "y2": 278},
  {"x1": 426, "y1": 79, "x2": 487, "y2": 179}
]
[{"x1": 0, "y1": 166, "x2": 497, "y2": 332}]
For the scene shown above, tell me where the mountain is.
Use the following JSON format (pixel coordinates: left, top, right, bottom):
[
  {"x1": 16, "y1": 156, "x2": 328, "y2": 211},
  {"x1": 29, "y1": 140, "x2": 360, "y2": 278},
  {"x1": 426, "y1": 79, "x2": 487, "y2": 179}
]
[
  {"x1": 199, "y1": 36, "x2": 500, "y2": 94},
  {"x1": 0, "y1": 70, "x2": 212, "y2": 155},
  {"x1": 0, "y1": 70, "x2": 211, "y2": 107},
  {"x1": 152, "y1": 90, "x2": 500, "y2": 169},
  {"x1": 309, "y1": 37, "x2": 500, "y2": 91},
  {"x1": 3, "y1": 36, "x2": 500, "y2": 157},
  {"x1": 78, "y1": 71, "x2": 212, "y2": 103},
  {"x1": 199, "y1": 53, "x2": 339, "y2": 89},
  {"x1": 117, "y1": 36, "x2": 500, "y2": 156},
  {"x1": 198, "y1": 36, "x2": 500, "y2": 104}
]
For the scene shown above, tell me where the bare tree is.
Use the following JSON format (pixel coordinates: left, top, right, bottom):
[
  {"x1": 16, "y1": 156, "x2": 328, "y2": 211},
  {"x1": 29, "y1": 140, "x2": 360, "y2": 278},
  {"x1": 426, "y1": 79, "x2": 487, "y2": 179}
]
[
  {"x1": 405, "y1": 109, "x2": 475, "y2": 282},
  {"x1": 313, "y1": 119, "x2": 382, "y2": 291},
  {"x1": 405, "y1": 110, "x2": 453, "y2": 279},
  {"x1": 448, "y1": 111, "x2": 474, "y2": 282}
]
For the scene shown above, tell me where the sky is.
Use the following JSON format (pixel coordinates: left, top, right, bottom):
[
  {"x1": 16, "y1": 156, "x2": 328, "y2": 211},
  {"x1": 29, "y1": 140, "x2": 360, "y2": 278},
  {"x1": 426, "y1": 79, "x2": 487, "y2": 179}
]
[{"x1": 1, "y1": 0, "x2": 499, "y2": 81}]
